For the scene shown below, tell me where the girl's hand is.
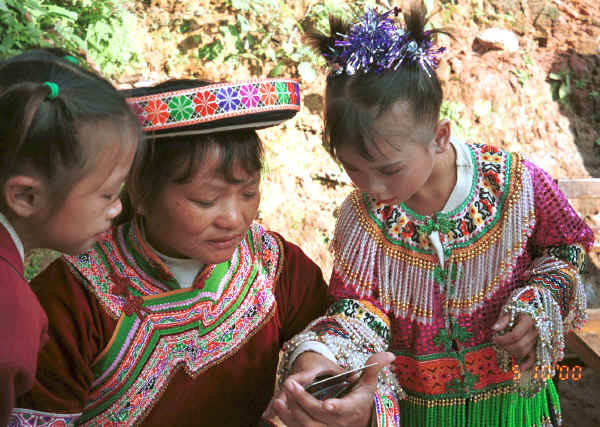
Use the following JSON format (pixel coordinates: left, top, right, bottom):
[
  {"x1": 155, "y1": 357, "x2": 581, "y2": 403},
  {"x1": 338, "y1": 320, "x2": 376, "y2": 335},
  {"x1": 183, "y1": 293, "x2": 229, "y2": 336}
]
[
  {"x1": 492, "y1": 313, "x2": 538, "y2": 371},
  {"x1": 267, "y1": 352, "x2": 395, "y2": 427}
]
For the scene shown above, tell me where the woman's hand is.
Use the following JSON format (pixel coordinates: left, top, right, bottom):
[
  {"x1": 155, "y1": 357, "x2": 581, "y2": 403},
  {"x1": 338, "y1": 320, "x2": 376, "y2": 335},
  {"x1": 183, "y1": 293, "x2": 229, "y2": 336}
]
[
  {"x1": 492, "y1": 313, "x2": 538, "y2": 371},
  {"x1": 266, "y1": 351, "x2": 395, "y2": 427}
]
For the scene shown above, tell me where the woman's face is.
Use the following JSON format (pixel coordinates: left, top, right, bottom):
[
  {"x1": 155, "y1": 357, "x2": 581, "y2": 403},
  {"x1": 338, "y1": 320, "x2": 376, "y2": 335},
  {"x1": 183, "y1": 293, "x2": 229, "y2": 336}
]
[{"x1": 142, "y1": 144, "x2": 260, "y2": 264}]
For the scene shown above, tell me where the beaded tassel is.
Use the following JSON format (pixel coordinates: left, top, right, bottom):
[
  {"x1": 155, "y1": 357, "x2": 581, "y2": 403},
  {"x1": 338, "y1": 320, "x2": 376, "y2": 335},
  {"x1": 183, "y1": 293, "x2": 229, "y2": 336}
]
[
  {"x1": 331, "y1": 169, "x2": 535, "y2": 324},
  {"x1": 393, "y1": 388, "x2": 552, "y2": 427},
  {"x1": 496, "y1": 285, "x2": 566, "y2": 396}
]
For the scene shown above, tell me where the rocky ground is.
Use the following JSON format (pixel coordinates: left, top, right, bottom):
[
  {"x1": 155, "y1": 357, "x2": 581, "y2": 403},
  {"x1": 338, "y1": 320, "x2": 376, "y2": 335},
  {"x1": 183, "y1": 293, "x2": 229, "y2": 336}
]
[{"x1": 26, "y1": 0, "x2": 600, "y2": 424}]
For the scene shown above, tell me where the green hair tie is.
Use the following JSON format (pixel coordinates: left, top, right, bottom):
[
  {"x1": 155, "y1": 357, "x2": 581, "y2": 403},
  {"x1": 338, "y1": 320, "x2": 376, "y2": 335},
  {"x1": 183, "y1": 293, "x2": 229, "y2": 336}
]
[
  {"x1": 63, "y1": 55, "x2": 79, "y2": 65},
  {"x1": 42, "y1": 81, "x2": 59, "y2": 100}
]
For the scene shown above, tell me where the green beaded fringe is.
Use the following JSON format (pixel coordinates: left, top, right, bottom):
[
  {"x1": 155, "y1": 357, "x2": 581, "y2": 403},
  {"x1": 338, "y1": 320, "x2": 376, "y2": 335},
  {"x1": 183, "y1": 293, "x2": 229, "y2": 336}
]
[{"x1": 399, "y1": 380, "x2": 561, "y2": 427}]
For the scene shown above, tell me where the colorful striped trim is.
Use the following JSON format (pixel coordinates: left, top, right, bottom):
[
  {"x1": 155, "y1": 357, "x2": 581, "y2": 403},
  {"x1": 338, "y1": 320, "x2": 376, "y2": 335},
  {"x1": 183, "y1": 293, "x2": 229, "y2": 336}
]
[
  {"x1": 64, "y1": 222, "x2": 281, "y2": 425},
  {"x1": 326, "y1": 299, "x2": 391, "y2": 344},
  {"x1": 127, "y1": 79, "x2": 300, "y2": 135},
  {"x1": 372, "y1": 391, "x2": 401, "y2": 426},
  {"x1": 9, "y1": 408, "x2": 81, "y2": 426}
]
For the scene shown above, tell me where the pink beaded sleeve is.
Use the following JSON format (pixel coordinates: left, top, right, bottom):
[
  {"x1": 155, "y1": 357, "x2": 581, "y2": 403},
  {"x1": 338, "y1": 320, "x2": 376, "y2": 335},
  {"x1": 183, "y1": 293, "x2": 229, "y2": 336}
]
[
  {"x1": 526, "y1": 160, "x2": 593, "y2": 251},
  {"x1": 523, "y1": 160, "x2": 593, "y2": 328},
  {"x1": 497, "y1": 160, "x2": 592, "y2": 394}
]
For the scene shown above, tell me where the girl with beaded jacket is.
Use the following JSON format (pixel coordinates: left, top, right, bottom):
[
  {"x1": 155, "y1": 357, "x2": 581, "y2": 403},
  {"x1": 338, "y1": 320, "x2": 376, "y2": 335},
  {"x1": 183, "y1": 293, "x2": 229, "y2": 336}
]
[{"x1": 268, "y1": 3, "x2": 593, "y2": 427}]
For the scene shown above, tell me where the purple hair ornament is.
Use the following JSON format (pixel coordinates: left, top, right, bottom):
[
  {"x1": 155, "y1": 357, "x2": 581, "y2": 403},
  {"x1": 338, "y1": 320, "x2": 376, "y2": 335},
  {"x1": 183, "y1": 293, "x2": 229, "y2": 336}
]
[{"x1": 325, "y1": 7, "x2": 445, "y2": 77}]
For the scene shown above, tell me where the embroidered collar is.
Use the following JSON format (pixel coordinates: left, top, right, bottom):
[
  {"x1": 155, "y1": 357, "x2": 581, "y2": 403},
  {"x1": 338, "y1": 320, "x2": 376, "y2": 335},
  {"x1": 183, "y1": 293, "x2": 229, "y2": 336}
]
[{"x1": 363, "y1": 142, "x2": 515, "y2": 251}]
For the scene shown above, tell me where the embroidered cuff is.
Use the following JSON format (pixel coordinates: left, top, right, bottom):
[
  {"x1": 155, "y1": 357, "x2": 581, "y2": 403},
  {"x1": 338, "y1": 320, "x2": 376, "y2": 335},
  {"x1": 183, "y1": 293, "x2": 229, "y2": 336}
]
[
  {"x1": 496, "y1": 285, "x2": 565, "y2": 395},
  {"x1": 10, "y1": 408, "x2": 81, "y2": 426},
  {"x1": 279, "y1": 305, "x2": 403, "y2": 400},
  {"x1": 371, "y1": 390, "x2": 401, "y2": 427},
  {"x1": 524, "y1": 255, "x2": 588, "y2": 332}
]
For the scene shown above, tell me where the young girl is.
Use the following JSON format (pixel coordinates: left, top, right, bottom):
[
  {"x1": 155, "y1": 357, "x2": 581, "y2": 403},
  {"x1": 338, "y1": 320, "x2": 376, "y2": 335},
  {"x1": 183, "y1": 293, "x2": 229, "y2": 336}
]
[
  {"x1": 0, "y1": 50, "x2": 139, "y2": 426},
  {"x1": 271, "y1": 3, "x2": 593, "y2": 426},
  {"x1": 12, "y1": 78, "x2": 331, "y2": 426}
]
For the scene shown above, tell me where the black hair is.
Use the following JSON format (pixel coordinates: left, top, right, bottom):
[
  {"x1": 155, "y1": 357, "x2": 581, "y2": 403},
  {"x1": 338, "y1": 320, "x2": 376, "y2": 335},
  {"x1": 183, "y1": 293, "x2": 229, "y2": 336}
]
[
  {"x1": 306, "y1": 1, "x2": 450, "y2": 161},
  {"x1": 0, "y1": 49, "x2": 139, "y2": 211},
  {"x1": 116, "y1": 79, "x2": 263, "y2": 225}
]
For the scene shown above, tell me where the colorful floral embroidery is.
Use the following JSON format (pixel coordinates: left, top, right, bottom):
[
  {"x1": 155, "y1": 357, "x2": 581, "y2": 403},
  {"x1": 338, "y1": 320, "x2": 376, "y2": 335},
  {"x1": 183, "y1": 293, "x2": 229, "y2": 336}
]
[
  {"x1": 239, "y1": 84, "x2": 260, "y2": 108},
  {"x1": 168, "y1": 95, "x2": 194, "y2": 121},
  {"x1": 193, "y1": 90, "x2": 217, "y2": 116},
  {"x1": 332, "y1": 143, "x2": 535, "y2": 321},
  {"x1": 127, "y1": 79, "x2": 300, "y2": 132},
  {"x1": 217, "y1": 86, "x2": 240, "y2": 111},
  {"x1": 145, "y1": 99, "x2": 169, "y2": 125},
  {"x1": 287, "y1": 81, "x2": 299, "y2": 105},
  {"x1": 260, "y1": 82, "x2": 277, "y2": 105},
  {"x1": 365, "y1": 144, "x2": 511, "y2": 250}
]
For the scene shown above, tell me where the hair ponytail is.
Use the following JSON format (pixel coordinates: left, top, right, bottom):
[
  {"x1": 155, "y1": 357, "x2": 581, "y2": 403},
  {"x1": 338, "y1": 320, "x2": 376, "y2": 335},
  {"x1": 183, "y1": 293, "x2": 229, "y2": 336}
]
[
  {"x1": 0, "y1": 50, "x2": 138, "y2": 211},
  {"x1": 305, "y1": 1, "x2": 450, "y2": 160},
  {"x1": 304, "y1": 16, "x2": 350, "y2": 59},
  {"x1": 0, "y1": 83, "x2": 48, "y2": 165}
]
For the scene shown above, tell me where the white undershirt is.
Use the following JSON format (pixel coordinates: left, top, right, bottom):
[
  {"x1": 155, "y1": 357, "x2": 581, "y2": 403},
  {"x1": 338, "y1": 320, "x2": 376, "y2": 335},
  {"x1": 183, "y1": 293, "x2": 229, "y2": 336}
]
[
  {"x1": 0, "y1": 211, "x2": 24, "y2": 262},
  {"x1": 140, "y1": 222, "x2": 204, "y2": 289},
  {"x1": 427, "y1": 138, "x2": 473, "y2": 266}
]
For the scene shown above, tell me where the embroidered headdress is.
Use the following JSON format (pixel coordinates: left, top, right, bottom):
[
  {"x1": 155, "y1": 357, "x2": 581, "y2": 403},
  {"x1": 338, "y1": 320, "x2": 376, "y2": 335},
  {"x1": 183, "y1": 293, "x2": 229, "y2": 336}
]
[
  {"x1": 123, "y1": 78, "x2": 300, "y2": 138},
  {"x1": 309, "y1": 4, "x2": 446, "y2": 77}
]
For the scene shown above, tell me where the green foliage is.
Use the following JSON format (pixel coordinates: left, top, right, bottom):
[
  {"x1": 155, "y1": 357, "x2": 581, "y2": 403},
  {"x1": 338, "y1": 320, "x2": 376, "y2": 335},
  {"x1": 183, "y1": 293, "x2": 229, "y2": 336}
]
[
  {"x1": 548, "y1": 70, "x2": 572, "y2": 103},
  {"x1": 198, "y1": 0, "x2": 378, "y2": 81},
  {"x1": 574, "y1": 77, "x2": 589, "y2": 90},
  {"x1": 24, "y1": 249, "x2": 60, "y2": 281},
  {"x1": 0, "y1": 0, "x2": 142, "y2": 76},
  {"x1": 521, "y1": 54, "x2": 534, "y2": 67},
  {"x1": 440, "y1": 100, "x2": 474, "y2": 141},
  {"x1": 512, "y1": 68, "x2": 530, "y2": 87}
]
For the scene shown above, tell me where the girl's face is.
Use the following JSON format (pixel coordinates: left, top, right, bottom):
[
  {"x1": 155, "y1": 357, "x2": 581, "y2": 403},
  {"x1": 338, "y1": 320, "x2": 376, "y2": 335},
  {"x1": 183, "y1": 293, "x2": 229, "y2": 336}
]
[
  {"x1": 142, "y1": 144, "x2": 260, "y2": 265},
  {"x1": 336, "y1": 101, "x2": 451, "y2": 207},
  {"x1": 37, "y1": 120, "x2": 138, "y2": 254}
]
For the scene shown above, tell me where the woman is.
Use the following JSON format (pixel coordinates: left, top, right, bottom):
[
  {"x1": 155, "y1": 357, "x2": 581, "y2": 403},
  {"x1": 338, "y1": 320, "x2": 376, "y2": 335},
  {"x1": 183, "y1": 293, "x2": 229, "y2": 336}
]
[{"x1": 12, "y1": 78, "x2": 330, "y2": 426}]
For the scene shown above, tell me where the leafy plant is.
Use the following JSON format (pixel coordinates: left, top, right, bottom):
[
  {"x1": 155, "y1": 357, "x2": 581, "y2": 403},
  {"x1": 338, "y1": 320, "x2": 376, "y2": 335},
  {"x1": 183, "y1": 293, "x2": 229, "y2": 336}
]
[
  {"x1": 575, "y1": 78, "x2": 589, "y2": 90},
  {"x1": 521, "y1": 54, "x2": 534, "y2": 67},
  {"x1": 512, "y1": 69, "x2": 530, "y2": 87},
  {"x1": 440, "y1": 101, "x2": 474, "y2": 141},
  {"x1": 0, "y1": 0, "x2": 79, "y2": 57},
  {"x1": 548, "y1": 70, "x2": 572, "y2": 103},
  {"x1": 0, "y1": 0, "x2": 142, "y2": 76},
  {"x1": 198, "y1": 0, "x2": 380, "y2": 81}
]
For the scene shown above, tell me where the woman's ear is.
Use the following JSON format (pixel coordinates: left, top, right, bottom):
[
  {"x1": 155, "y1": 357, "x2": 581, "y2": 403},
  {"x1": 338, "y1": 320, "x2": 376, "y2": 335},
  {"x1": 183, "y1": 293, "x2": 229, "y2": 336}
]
[
  {"x1": 433, "y1": 119, "x2": 451, "y2": 153},
  {"x1": 3, "y1": 175, "x2": 48, "y2": 218}
]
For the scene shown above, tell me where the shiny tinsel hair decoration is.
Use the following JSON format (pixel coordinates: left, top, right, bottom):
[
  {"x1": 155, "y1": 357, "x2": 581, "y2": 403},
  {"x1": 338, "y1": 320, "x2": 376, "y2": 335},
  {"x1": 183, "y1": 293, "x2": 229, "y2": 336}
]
[{"x1": 324, "y1": 7, "x2": 446, "y2": 77}]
